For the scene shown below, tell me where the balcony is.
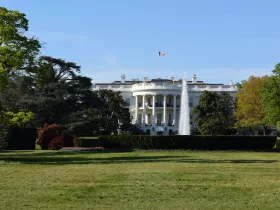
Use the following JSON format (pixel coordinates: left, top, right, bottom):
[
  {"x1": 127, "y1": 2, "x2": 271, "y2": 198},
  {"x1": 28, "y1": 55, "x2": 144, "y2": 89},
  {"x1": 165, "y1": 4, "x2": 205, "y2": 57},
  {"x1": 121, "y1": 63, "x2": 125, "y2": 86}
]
[{"x1": 132, "y1": 83, "x2": 181, "y2": 91}]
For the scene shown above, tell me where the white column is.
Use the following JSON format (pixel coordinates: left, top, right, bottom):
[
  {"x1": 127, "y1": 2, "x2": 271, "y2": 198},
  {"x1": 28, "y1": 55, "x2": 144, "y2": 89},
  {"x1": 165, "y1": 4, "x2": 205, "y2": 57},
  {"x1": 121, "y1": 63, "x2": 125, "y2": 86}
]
[
  {"x1": 152, "y1": 94, "x2": 156, "y2": 125},
  {"x1": 143, "y1": 95, "x2": 146, "y2": 124},
  {"x1": 135, "y1": 96, "x2": 138, "y2": 124},
  {"x1": 163, "y1": 95, "x2": 166, "y2": 124},
  {"x1": 173, "y1": 95, "x2": 176, "y2": 125}
]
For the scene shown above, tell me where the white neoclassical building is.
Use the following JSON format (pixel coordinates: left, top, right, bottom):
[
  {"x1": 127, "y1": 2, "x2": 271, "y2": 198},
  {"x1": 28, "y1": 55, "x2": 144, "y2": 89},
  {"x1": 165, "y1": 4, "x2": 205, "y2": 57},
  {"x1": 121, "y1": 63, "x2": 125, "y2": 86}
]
[{"x1": 92, "y1": 74, "x2": 236, "y2": 135}]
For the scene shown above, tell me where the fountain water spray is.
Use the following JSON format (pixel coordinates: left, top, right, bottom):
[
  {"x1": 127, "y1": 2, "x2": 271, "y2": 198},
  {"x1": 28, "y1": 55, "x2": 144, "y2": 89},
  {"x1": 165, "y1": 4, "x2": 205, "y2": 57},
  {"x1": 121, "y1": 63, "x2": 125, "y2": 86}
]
[{"x1": 178, "y1": 73, "x2": 191, "y2": 135}]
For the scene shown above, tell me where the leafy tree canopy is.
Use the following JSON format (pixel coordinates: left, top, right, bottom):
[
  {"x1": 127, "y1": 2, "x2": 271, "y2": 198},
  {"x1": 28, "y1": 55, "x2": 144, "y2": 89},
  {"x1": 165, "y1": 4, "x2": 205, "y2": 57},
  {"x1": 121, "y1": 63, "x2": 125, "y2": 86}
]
[
  {"x1": 0, "y1": 7, "x2": 41, "y2": 91},
  {"x1": 0, "y1": 111, "x2": 35, "y2": 128},
  {"x1": 0, "y1": 61, "x2": 132, "y2": 135},
  {"x1": 235, "y1": 76, "x2": 268, "y2": 130},
  {"x1": 193, "y1": 91, "x2": 235, "y2": 135},
  {"x1": 27, "y1": 56, "x2": 81, "y2": 87},
  {"x1": 235, "y1": 80, "x2": 247, "y2": 91},
  {"x1": 261, "y1": 63, "x2": 280, "y2": 125}
]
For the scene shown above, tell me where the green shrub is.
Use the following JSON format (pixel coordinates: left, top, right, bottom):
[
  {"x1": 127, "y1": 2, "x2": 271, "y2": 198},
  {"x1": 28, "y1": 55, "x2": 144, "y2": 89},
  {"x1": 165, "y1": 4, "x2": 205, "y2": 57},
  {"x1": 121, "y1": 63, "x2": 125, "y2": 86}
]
[
  {"x1": 96, "y1": 135, "x2": 277, "y2": 150},
  {"x1": 0, "y1": 128, "x2": 7, "y2": 151},
  {"x1": 274, "y1": 138, "x2": 280, "y2": 149},
  {"x1": 7, "y1": 127, "x2": 37, "y2": 150},
  {"x1": 0, "y1": 111, "x2": 36, "y2": 150},
  {"x1": 74, "y1": 137, "x2": 99, "y2": 147}
]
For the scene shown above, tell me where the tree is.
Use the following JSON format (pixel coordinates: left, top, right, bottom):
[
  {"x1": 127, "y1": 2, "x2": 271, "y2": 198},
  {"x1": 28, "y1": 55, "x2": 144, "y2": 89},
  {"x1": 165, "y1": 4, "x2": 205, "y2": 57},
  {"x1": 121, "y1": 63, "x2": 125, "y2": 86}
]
[
  {"x1": 97, "y1": 89, "x2": 132, "y2": 133},
  {"x1": 24, "y1": 56, "x2": 83, "y2": 124},
  {"x1": 261, "y1": 63, "x2": 280, "y2": 126},
  {"x1": 27, "y1": 56, "x2": 81, "y2": 87},
  {"x1": 66, "y1": 108, "x2": 102, "y2": 136},
  {"x1": 0, "y1": 74, "x2": 36, "y2": 112},
  {"x1": 193, "y1": 91, "x2": 235, "y2": 135},
  {"x1": 0, "y1": 56, "x2": 132, "y2": 134},
  {"x1": 0, "y1": 7, "x2": 41, "y2": 91},
  {"x1": 66, "y1": 90, "x2": 132, "y2": 136},
  {"x1": 235, "y1": 76, "x2": 268, "y2": 134},
  {"x1": 1, "y1": 111, "x2": 35, "y2": 128},
  {"x1": 235, "y1": 80, "x2": 247, "y2": 91}
]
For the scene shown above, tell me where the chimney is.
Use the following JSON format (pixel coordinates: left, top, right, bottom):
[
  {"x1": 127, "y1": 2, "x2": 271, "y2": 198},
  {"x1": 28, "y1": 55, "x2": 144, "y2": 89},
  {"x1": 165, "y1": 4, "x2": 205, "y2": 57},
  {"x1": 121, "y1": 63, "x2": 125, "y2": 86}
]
[
  {"x1": 121, "y1": 74, "x2": 125, "y2": 83},
  {"x1": 230, "y1": 80, "x2": 234, "y2": 86},
  {"x1": 170, "y1": 75, "x2": 175, "y2": 82},
  {"x1": 192, "y1": 74, "x2": 197, "y2": 83}
]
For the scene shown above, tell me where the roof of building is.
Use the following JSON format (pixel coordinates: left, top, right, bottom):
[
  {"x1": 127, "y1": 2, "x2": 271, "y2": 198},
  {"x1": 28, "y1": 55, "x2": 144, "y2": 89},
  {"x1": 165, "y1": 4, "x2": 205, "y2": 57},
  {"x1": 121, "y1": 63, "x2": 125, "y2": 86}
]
[
  {"x1": 94, "y1": 76, "x2": 227, "y2": 86},
  {"x1": 95, "y1": 81, "x2": 224, "y2": 86}
]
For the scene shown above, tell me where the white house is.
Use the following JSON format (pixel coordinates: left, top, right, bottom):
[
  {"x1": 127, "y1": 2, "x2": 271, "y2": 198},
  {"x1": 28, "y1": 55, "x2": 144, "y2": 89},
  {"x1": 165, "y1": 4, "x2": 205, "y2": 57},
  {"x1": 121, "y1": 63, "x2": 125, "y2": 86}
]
[{"x1": 92, "y1": 74, "x2": 236, "y2": 135}]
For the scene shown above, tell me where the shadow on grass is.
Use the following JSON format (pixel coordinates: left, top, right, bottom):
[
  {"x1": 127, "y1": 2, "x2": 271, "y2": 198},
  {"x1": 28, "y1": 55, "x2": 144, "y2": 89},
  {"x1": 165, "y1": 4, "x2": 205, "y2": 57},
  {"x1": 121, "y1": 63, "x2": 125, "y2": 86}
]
[{"x1": 0, "y1": 151, "x2": 279, "y2": 165}]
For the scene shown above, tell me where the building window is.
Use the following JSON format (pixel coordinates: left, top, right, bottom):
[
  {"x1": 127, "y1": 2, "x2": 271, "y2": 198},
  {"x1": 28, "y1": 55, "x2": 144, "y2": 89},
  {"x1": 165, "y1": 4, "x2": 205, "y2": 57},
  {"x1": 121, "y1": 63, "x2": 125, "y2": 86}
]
[
  {"x1": 168, "y1": 114, "x2": 172, "y2": 125},
  {"x1": 147, "y1": 114, "x2": 151, "y2": 125},
  {"x1": 125, "y1": 98, "x2": 130, "y2": 106},
  {"x1": 189, "y1": 98, "x2": 193, "y2": 107},
  {"x1": 157, "y1": 113, "x2": 162, "y2": 125},
  {"x1": 147, "y1": 97, "x2": 151, "y2": 106},
  {"x1": 168, "y1": 97, "x2": 172, "y2": 107},
  {"x1": 138, "y1": 114, "x2": 142, "y2": 123}
]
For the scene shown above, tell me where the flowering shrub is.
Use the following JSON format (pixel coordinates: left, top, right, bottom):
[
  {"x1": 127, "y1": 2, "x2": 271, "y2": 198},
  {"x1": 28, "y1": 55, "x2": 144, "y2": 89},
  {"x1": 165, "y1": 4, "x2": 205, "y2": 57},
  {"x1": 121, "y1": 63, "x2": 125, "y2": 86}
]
[
  {"x1": 38, "y1": 124, "x2": 74, "y2": 150},
  {"x1": 93, "y1": 146, "x2": 104, "y2": 150},
  {"x1": 48, "y1": 136, "x2": 64, "y2": 150},
  {"x1": 38, "y1": 124, "x2": 62, "y2": 149},
  {"x1": 60, "y1": 146, "x2": 104, "y2": 151}
]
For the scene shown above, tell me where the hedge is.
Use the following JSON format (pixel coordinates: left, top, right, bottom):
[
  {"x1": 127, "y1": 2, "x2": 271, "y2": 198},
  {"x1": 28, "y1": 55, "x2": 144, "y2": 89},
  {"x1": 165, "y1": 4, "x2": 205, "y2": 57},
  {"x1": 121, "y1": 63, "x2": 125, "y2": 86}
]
[
  {"x1": 274, "y1": 138, "x2": 280, "y2": 149},
  {"x1": 7, "y1": 127, "x2": 37, "y2": 150},
  {"x1": 74, "y1": 135, "x2": 277, "y2": 150},
  {"x1": 74, "y1": 137, "x2": 99, "y2": 147}
]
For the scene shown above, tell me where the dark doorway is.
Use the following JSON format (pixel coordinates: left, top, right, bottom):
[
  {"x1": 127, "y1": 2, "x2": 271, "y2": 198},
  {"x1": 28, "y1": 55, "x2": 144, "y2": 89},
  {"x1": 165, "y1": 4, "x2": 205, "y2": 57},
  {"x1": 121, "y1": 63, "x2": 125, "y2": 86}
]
[{"x1": 169, "y1": 129, "x2": 173, "y2": 135}]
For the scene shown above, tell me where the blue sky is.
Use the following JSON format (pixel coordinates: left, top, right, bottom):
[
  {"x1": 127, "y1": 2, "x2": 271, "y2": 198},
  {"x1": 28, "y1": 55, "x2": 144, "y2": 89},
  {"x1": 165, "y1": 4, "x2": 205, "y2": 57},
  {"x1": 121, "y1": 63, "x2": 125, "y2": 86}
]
[{"x1": 2, "y1": 0, "x2": 280, "y2": 84}]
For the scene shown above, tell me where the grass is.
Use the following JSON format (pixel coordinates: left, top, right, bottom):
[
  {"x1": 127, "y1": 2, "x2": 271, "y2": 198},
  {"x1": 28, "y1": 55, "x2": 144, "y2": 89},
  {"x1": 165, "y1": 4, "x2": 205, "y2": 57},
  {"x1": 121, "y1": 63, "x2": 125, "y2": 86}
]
[{"x1": 0, "y1": 150, "x2": 280, "y2": 210}]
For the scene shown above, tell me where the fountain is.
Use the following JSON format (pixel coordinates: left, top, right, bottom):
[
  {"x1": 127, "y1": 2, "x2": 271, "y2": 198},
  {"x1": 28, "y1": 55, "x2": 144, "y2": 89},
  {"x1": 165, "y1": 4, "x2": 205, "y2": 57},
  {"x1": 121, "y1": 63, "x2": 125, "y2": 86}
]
[{"x1": 178, "y1": 73, "x2": 191, "y2": 135}]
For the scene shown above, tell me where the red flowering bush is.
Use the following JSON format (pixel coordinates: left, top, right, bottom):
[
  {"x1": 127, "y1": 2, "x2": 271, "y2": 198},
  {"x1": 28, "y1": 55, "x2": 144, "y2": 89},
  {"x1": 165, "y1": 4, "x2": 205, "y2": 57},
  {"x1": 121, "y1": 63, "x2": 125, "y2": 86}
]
[
  {"x1": 38, "y1": 124, "x2": 73, "y2": 150},
  {"x1": 94, "y1": 146, "x2": 104, "y2": 150},
  {"x1": 38, "y1": 124, "x2": 62, "y2": 150},
  {"x1": 48, "y1": 136, "x2": 64, "y2": 150}
]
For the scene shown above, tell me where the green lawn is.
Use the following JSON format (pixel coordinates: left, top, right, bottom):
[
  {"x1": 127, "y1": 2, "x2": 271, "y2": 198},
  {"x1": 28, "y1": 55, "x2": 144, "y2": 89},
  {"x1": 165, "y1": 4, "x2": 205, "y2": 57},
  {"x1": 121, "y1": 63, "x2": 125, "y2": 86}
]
[{"x1": 0, "y1": 150, "x2": 280, "y2": 210}]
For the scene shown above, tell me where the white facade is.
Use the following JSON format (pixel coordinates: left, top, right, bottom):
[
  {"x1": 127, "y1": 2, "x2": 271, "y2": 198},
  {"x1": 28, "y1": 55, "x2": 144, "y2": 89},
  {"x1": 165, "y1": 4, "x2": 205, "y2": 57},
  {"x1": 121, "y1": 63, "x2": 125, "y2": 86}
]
[{"x1": 92, "y1": 75, "x2": 236, "y2": 135}]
